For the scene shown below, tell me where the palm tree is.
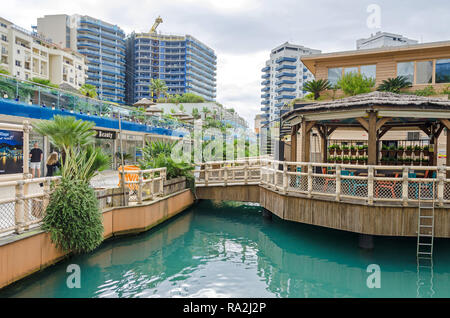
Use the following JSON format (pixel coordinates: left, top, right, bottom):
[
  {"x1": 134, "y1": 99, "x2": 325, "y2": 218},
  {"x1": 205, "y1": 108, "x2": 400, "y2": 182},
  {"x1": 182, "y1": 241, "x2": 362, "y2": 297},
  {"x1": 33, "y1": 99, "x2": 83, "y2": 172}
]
[
  {"x1": 377, "y1": 76, "x2": 412, "y2": 93},
  {"x1": 79, "y1": 84, "x2": 98, "y2": 98},
  {"x1": 149, "y1": 79, "x2": 168, "y2": 102},
  {"x1": 32, "y1": 116, "x2": 108, "y2": 181},
  {"x1": 202, "y1": 106, "x2": 211, "y2": 119},
  {"x1": 303, "y1": 79, "x2": 331, "y2": 100}
]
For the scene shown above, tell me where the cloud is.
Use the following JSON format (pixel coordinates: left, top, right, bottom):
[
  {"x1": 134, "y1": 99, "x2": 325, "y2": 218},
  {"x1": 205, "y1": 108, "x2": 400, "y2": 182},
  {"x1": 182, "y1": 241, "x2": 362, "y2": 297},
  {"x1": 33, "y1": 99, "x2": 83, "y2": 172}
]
[{"x1": 3, "y1": 0, "x2": 450, "y2": 129}]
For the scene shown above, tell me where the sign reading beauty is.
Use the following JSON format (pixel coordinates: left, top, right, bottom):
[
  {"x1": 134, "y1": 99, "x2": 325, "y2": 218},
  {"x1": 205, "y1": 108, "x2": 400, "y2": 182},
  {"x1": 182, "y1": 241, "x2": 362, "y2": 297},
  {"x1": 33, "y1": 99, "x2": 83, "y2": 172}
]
[{"x1": 95, "y1": 129, "x2": 116, "y2": 140}]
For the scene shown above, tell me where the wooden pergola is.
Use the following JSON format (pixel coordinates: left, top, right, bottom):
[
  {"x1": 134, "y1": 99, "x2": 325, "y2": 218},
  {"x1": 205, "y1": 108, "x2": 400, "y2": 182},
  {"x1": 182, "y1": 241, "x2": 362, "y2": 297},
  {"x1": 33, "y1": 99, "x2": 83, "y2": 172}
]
[{"x1": 281, "y1": 92, "x2": 450, "y2": 168}]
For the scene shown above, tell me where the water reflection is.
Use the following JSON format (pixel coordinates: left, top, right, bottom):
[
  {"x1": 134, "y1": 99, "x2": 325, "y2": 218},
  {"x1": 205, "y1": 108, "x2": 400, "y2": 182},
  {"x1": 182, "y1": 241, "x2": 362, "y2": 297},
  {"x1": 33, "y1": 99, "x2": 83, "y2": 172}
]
[{"x1": 1, "y1": 200, "x2": 450, "y2": 298}]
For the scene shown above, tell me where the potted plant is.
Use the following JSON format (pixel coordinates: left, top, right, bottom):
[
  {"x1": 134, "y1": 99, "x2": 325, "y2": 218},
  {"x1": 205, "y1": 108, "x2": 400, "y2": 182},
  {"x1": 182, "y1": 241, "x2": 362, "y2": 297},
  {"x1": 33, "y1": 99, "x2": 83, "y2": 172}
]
[
  {"x1": 388, "y1": 157, "x2": 395, "y2": 166},
  {"x1": 423, "y1": 145, "x2": 430, "y2": 156},
  {"x1": 357, "y1": 145, "x2": 365, "y2": 155},
  {"x1": 327, "y1": 156, "x2": 334, "y2": 163},
  {"x1": 342, "y1": 145, "x2": 350, "y2": 155},
  {"x1": 404, "y1": 157, "x2": 412, "y2": 165},
  {"x1": 363, "y1": 156, "x2": 368, "y2": 164},
  {"x1": 328, "y1": 144, "x2": 336, "y2": 155},
  {"x1": 405, "y1": 145, "x2": 413, "y2": 156},
  {"x1": 413, "y1": 158, "x2": 421, "y2": 166},
  {"x1": 335, "y1": 145, "x2": 342, "y2": 155},
  {"x1": 413, "y1": 145, "x2": 421, "y2": 156},
  {"x1": 343, "y1": 155, "x2": 350, "y2": 164},
  {"x1": 388, "y1": 145, "x2": 396, "y2": 157},
  {"x1": 421, "y1": 158, "x2": 429, "y2": 166},
  {"x1": 381, "y1": 144, "x2": 389, "y2": 156},
  {"x1": 350, "y1": 145, "x2": 357, "y2": 156},
  {"x1": 380, "y1": 157, "x2": 387, "y2": 165},
  {"x1": 335, "y1": 156, "x2": 342, "y2": 163},
  {"x1": 397, "y1": 145, "x2": 404, "y2": 156},
  {"x1": 350, "y1": 156, "x2": 357, "y2": 164},
  {"x1": 396, "y1": 157, "x2": 403, "y2": 166}
]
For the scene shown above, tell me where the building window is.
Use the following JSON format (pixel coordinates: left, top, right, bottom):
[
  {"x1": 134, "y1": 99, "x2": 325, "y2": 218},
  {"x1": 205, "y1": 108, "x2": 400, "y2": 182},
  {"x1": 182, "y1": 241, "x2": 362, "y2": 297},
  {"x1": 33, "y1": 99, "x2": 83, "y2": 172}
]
[
  {"x1": 328, "y1": 67, "x2": 342, "y2": 85},
  {"x1": 15, "y1": 60, "x2": 21, "y2": 67},
  {"x1": 436, "y1": 59, "x2": 450, "y2": 83},
  {"x1": 344, "y1": 67, "x2": 358, "y2": 75},
  {"x1": 407, "y1": 132, "x2": 420, "y2": 141},
  {"x1": 397, "y1": 62, "x2": 414, "y2": 84},
  {"x1": 360, "y1": 64, "x2": 376, "y2": 80},
  {"x1": 416, "y1": 61, "x2": 433, "y2": 84},
  {"x1": 1, "y1": 35, "x2": 6, "y2": 42}
]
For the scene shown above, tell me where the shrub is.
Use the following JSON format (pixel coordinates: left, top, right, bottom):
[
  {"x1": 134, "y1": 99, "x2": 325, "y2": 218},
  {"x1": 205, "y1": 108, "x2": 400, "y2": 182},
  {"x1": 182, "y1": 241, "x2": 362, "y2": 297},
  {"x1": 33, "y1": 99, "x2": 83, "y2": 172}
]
[
  {"x1": 377, "y1": 76, "x2": 412, "y2": 93},
  {"x1": 31, "y1": 77, "x2": 59, "y2": 88},
  {"x1": 337, "y1": 72, "x2": 375, "y2": 96},
  {"x1": 414, "y1": 85, "x2": 436, "y2": 96},
  {"x1": 43, "y1": 178, "x2": 104, "y2": 254}
]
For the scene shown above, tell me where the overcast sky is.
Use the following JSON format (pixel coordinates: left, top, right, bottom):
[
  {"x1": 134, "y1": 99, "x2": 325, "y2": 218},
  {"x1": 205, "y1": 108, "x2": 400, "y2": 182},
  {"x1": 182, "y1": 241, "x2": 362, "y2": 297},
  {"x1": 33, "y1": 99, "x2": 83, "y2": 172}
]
[{"x1": 3, "y1": 0, "x2": 450, "y2": 128}]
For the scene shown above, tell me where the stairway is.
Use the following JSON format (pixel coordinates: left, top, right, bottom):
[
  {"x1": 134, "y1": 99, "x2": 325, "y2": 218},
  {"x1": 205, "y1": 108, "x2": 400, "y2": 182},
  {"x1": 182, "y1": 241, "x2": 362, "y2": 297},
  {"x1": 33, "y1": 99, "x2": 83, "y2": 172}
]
[{"x1": 416, "y1": 181, "x2": 435, "y2": 298}]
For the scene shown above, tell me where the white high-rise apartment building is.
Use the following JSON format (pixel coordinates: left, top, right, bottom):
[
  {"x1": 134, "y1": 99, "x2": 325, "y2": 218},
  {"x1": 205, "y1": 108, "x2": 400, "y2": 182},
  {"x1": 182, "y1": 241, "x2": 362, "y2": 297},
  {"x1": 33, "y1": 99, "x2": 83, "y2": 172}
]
[
  {"x1": 260, "y1": 42, "x2": 320, "y2": 155},
  {"x1": 260, "y1": 42, "x2": 320, "y2": 127},
  {"x1": 0, "y1": 17, "x2": 87, "y2": 89},
  {"x1": 356, "y1": 32, "x2": 418, "y2": 50}
]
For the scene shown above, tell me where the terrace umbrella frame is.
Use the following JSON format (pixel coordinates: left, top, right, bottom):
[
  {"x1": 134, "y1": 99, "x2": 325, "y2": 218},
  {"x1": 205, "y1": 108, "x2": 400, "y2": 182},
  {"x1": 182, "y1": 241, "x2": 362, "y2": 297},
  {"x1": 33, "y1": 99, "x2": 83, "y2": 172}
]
[{"x1": 281, "y1": 92, "x2": 450, "y2": 174}]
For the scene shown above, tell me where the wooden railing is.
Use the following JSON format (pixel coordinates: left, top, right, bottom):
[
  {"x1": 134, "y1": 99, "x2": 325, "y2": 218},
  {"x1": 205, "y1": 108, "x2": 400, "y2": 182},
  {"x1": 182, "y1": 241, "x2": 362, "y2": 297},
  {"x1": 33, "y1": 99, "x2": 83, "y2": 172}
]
[
  {"x1": 119, "y1": 167, "x2": 167, "y2": 204},
  {"x1": 0, "y1": 176, "x2": 61, "y2": 235},
  {"x1": 195, "y1": 158, "x2": 450, "y2": 207}
]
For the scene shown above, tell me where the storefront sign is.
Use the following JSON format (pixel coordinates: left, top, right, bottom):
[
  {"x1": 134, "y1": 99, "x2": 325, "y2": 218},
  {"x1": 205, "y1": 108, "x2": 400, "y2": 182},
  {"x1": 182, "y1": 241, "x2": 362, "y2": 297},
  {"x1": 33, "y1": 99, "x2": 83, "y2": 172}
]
[
  {"x1": 95, "y1": 129, "x2": 116, "y2": 140},
  {"x1": 0, "y1": 130, "x2": 23, "y2": 174}
]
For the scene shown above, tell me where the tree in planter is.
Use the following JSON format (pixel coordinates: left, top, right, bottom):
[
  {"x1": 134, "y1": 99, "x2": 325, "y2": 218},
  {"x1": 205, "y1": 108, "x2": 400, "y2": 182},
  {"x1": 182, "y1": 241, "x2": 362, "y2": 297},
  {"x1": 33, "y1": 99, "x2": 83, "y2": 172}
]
[
  {"x1": 33, "y1": 116, "x2": 109, "y2": 254},
  {"x1": 303, "y1": 79, "x2": 331, "y2": 100},
  {"x1": 337, "y1": 72, "x2": 375, "y2": 96},
  {"x1": 377, "y1": 76, "x2": 412, "y2": 93},
  {"x1": 79, "y1": 84, "x2": 98, "y2": 99}
]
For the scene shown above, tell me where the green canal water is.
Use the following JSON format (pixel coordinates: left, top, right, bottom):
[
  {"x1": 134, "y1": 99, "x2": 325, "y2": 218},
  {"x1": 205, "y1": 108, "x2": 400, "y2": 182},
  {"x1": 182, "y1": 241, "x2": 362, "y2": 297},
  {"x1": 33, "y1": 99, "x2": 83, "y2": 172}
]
[{"x1": 1, "y1": 200, "x2": 450, "y2": 298}]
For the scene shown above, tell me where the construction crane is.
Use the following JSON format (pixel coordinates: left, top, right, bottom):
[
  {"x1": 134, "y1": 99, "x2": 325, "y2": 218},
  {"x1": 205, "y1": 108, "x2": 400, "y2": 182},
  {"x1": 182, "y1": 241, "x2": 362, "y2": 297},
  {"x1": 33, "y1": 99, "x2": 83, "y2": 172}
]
[{"x1": 150, "y1": 16, "x2": 163, "y2": 33}]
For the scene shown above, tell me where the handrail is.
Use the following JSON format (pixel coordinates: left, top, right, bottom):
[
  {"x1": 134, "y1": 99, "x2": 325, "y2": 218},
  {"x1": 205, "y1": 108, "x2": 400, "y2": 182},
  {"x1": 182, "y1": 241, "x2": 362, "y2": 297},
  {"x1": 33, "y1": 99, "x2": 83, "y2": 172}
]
[{"x1": 195, "y1": 158, "x2": 448, "y2": 207}]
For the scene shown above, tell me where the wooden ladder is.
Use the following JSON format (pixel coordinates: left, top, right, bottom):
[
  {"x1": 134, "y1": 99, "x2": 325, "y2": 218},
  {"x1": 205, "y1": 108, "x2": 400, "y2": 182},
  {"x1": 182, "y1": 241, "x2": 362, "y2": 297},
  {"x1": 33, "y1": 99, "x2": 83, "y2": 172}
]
[{"x1": 416, "y1": 180, "x2": 435, "y2": 297}]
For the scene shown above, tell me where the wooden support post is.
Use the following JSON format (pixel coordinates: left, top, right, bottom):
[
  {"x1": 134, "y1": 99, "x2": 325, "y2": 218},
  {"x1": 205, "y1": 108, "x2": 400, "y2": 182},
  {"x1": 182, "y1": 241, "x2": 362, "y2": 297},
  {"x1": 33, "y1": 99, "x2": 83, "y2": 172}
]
[
  {"x1": 402, "y1": 166, "x2": 409, "y2": 206},
  {"x1": 438, "y1": 166, "x2": 445, "y2": 206},
  {"x1": 137, "y1": 170, "x2": 143, "y2": 204},
  {"x1": 367, "y1": 166, "x2": 374, "y2": 205},
  {"x1": 335, "y1": 165, "x2": 341, "y2": 201},
  {"x1": 447, "y1": 128, "x2": 450, "y2": 178},
  {"x1": 14, "y1": 181, "x2": 24, "y2": 234},
  {"x1": 307, "y1": 163, "x2": 313, "y2": 198},
  {"x1": 224, "y1": 165, "x2": 228, "y2": 186},
  {"x1": 244, "y1": 161, "x2": 248, "y2": 185},
  {"x1": 291, "y1": 124, "x2": 298, "y2": 163},
  {"x1": 205, "y1": 164, "x2": 209, "y2": 186},
  {"x1": 368, "y1": 112, "x2": 377, "y2": 165},
  {"x1": 301, "y1": 119, "x2": 311, "y2": 163},
  {"x1": 283, "y1": 162, "x2": 288, "y2": 194}
]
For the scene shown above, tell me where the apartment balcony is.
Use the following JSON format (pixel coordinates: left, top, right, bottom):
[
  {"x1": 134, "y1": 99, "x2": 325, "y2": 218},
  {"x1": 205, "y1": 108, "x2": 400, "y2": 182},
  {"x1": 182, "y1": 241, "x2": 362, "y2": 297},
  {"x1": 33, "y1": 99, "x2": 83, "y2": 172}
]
[
  {"x1": 261, "y1": 100, "x2": 270, "y2": 105},
  {"x1": 261, "y1": 113, "x2": 270, "y2": 118},
  {"x1": 261, "y1": 107, "x2": 270, "y2": 112},
  {"x1": 275, "y1": 95, "x2": 296, "y2": 100},
  {"x1": 275, "y1": 72, "x2": 296, "y2": 78},
  {"x1": 275, "y1": 87, "x2": 296, "y2": 93},
  {"x1": 275, "y1": 79, "x2": 296, "y2": 85},
  {"x1": 275, "y1": 64, "x2": 296, "y2": 71},
  {"x1": 261, "y1": 93, "x2": 270, "y2": 98},
  {"x1": 261, "y1": 120, "x2": 270, "y2": 125},
  {"x1": 261, "y1": 87, "x2": 270, "y2": 92},
  {"x1": 261, "y1": 80, "x2": 270, "y2": 85},
  {"x1": 275, "y1": 57, "x2": 297, "y2": 63},
  {"x1": 275, "y1": 102, "x2": 285, "y2": 107},
  {"x1": 261, "y1": 74, "x2": 270, "y2": 79},
  {"x1": 261, "y1": 66, "x2": 270, "y2": 72}
]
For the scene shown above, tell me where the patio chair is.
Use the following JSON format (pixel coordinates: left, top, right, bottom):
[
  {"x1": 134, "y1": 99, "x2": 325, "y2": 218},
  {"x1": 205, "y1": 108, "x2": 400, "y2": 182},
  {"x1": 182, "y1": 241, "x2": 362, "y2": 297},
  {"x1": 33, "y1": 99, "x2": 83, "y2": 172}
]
[
  {"x1": 409, "y1": 171, "x2": 436, "y2": 199},
  {"x1": 295, "y1": 166, "x2": 302, "y2": 188},
  {"x1": 340, "y1": 170, "x2": 354, "y2": 194},
  {"x1": 322, "y1": 167, "x2": 336, "y2": 192},
  {"x1": 348, "y1": 172, "x2": 369, "y2": 197},
  {"x1": 118, "y1": 165, "x2": 140, "y2": 192},
  {"x1": 375, "y1": 173, "x2": 399, "y2": 198}
]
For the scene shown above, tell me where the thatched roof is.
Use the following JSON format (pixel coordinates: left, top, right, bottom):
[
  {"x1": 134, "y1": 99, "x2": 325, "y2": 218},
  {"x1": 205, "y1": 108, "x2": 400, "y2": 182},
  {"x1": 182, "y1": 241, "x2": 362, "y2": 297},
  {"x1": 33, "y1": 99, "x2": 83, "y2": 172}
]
[
  {"x1": 133, "y1": 98, "x2": 155, "y2": 107},
  {"x1": 284, "y1": 92, "x2": 450, "y2": 119}
]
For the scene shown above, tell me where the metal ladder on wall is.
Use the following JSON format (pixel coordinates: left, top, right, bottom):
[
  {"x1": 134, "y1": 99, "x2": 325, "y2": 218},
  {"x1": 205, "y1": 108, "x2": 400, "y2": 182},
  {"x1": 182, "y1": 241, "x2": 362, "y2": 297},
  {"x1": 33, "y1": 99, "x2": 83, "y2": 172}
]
[{"x1": 416, "y1": 180, "x2": 435, "y2": 298}]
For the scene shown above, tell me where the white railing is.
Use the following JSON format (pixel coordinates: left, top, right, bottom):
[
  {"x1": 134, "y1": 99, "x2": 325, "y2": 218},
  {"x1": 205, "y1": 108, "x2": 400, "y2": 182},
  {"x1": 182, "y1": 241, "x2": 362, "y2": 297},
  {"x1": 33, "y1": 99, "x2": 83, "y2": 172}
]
[
  {"x1": 195, "y1": 158, "x2": 450, "y2": 207},
  {"x1": 0, "y1": 176, "x2": 61, "y2": 235},
  {"x1": 119, "y1": 167, "x2": 167, "y2": 203}
]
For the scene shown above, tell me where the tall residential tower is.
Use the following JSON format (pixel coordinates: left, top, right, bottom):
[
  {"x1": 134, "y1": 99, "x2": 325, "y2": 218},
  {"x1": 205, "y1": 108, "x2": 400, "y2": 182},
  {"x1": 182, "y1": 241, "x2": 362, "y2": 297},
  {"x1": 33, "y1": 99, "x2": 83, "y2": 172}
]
[
  {"x1": 126, "y1": 29, "x2": 216, "y2": 104},
  {"x1": 260, "y1": 42, "x2": 320, "y2": 155},
  {"x1": 36, "y1": 14, "x2": 126, "y2": 104}
]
